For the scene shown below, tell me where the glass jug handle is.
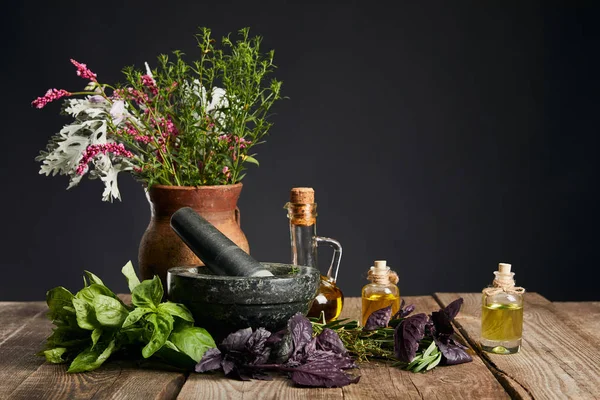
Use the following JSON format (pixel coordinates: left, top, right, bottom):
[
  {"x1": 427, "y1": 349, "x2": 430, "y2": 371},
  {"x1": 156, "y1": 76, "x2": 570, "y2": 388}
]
[{"x1": 315, "y1": 236, "x2": 342, "y2": 282}]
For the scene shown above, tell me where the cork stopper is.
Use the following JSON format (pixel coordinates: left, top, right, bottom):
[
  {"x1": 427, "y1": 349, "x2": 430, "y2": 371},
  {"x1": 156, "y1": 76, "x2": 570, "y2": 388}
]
[
  {"x1": 493, "y1": 262, "x2": 515, "y2": 288},
  {"x1": 290, "y1": 187, "x2": 314, "y2": 204},
  {"x1": 498, "y1": 263, "x2": 511, "y2": 274},
  {"x1": 373, "y1": 260, "x2": 388, "y2": 272}
]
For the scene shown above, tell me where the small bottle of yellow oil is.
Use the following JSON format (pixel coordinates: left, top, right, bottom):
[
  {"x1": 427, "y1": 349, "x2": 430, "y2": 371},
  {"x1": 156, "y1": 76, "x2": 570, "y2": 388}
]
[
  {"x1": 361, "y1": 260, "x2": 400, "y2": 326},
  {"x1": 481, "y1": 263, "x2": 525, "y2": 354}
]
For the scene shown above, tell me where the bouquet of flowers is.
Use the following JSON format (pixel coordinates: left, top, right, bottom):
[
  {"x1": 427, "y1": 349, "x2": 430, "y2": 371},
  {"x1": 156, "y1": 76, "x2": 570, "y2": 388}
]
[{"x1": 33, "y1": 28, "x2": 283, "y2": 201}]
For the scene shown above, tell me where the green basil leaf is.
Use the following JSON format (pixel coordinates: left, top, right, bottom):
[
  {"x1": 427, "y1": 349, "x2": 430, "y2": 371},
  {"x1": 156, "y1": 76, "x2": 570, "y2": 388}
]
[
  {"x1": 158, "y1": 302, "x2": 194, "y2": 322},
  {"x1": 46, "y1": 287, "x2": 75, "y2": 322},
  {"x1": 154, "y1": 343, "x2": 196, "y2": 370},
  {"x1": 163, "y1": 340, "x2": 179, "y2": 351},
  {"x1": 76, "y1": 284, "x2": 120, "y2": 305},
  {"x1": 43, "y1": 347, "x2": 67, "y2": 363},
  {"x1": 122, "y1": 307, "x2": 154, "y2": 328},
  {"x1": 46, "y1": 325, "x2": 90, "y2": 348},
  {"x1": 168, "y1": 326, "x2": 216, "y2": 363},
  {"x1": 91, "y1": 328, "x2": 102, "y2": 348},
  {"x1": 72, "y1": 298, "x2": 98, "y2": 331},
  {"x1": 67, "y1": 339, "x2": 116, "y2": 373},
  {"x1": 119, "y1": 326, "x2": 146, "y2": 344},
  {"x1": 132, "y1": 276, "x2": 163, "y2": 309},
  {"x1": 121, "y1": 261, "x2": 141, "y2": 292},
  {"x1": 84, "y1": 270, "x2": 104, "y2": 286},
  {"x1": 142, "y1": 312, "x2": 173, "y2": 358},
  {"x1": 93, "y1": 294, "x2": 129, "y2": 328}
]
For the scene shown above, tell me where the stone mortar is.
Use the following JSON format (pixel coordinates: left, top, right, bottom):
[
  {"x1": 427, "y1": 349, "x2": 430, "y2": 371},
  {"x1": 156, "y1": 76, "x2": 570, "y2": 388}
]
[{"x1": 167, "y1": 263, "x2": 320, "y2": 342}]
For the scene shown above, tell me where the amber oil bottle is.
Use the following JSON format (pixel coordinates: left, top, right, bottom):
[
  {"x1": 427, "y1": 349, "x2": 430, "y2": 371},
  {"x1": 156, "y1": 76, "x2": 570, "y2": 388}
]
[
  {"x1": 361, "y1": 260, "x2": 400, "y2": 326},
  {"x1": 481, "y1": 263, "x2": 525, "y2": 354}
]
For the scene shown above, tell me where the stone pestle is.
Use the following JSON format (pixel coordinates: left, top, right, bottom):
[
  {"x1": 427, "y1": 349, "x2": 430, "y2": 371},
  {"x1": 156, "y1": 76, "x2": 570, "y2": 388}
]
[{"x1": 170, "y1": 207, "x2": 274, "y2": 277}]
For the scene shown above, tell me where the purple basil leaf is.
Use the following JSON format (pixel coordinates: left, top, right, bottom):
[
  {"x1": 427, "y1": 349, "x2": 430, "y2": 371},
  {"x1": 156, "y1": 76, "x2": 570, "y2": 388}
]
[
  {"x1": 443, "y1": 298, "x2": 463, "y2": 321},
  {"x1": 316, "y1": 328, "x2": 348, "y2": 356},
  {"x1": 302, "y1": 337, "x2": 317, "y2": 358},
  {"x1": 288, "y1": 313, "x2": 313, "y2": 359},
  {"x1": 305, "y1": 350, "x2": 356, "y2": 370},
  {"x1": 266, "y1": 328, "x2": 286, "y2": 345},
  {"x1": 430, "y1": 309, "x2": 454, "y2": 336},
  {"x1": 364, "y1": 306, "x2": 392, "y2": 331},
  {"x1": 434, "y1": 335, "x2": 472, "y2": 365},
  {"x1": 246, "y1": 328, "x2": 271, "y2": 355},
  {"x1": 394, "y1": 313, "x2": 428, "y2": 362},
  {"x1": 290, "y1": 359, "x2": 360, "y2": 388},
  {"x1": 221, "y1": 327, "x2": 253, "y2": 352},
  {"x1": 253, "y1": 347, "x2": 271, "y2": 365},
  {"x1": 221, "y1": 358, "x2": 236, "y2": 375},
  {"x1": 392, "y1": 299, "x2": 416, "y2": 319},
  {"x1": 195, "y1": 348, "x2": 223, "y2": 373}
]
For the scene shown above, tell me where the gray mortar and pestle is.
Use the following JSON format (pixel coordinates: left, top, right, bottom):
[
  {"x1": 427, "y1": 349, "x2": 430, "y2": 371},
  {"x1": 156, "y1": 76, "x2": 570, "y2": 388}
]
[{"x1": 167, "y1": 207, "x2": 320, "y2": 341}]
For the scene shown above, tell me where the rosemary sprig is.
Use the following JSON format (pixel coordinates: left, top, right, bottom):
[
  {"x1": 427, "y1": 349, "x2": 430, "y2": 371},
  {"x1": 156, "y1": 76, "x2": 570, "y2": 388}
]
[{"x1": 309, "y1": 316, "x2": 442, "y2": 372}]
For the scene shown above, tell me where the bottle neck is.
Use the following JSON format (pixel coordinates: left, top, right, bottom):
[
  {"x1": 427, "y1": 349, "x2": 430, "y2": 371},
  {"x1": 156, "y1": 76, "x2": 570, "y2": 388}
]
[
  {"x1": 287, "y1": 202, "x2": 318, "y2": 268},
  {"x1": 492, "y1": 271, "x2": 516, "y2": 289},
  {"x1": 368, "y1": 267, "x2": 395, "y2": 285},
  {"x1": 286, "y1": 202, "x2": 317, "y2": 226}
]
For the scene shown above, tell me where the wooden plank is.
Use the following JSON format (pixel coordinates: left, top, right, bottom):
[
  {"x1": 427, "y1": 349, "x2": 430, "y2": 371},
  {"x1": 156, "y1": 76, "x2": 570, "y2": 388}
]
[
  {"x1": 554, "y1": 301, "x2": 600, "y2": 341},
  {"x1": 0, "y1": 304, "x2": 52, "y2": 398},
  {"x1": 0, "y1": 302, "x2": 47, "y2": 346},
  {"x1": 179, "y1": 297, "x2": 507, "y2": 399},
  {"x1": 435, "y1": 292, "x2": 600, "y2": 400},
  {"x1": 341, "y1": 296, "x2": 508, "y2": 400},
  {"x1": 178, "y1": 373, "x2": 342, "y2": 400},
  {"x1": 9, "y1": 361, "x2": 186, "y2": 400}
]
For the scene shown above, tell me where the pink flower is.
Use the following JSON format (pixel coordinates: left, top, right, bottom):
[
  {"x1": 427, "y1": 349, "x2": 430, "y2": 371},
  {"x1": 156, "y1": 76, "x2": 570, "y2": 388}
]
[
  {"x1": 141, "y1": 74, "x2": 159, "y2": 95},
  {"x1": 222, "y1": 166, "x2": 229, "y2": 174},
  {"x1": 70, "y1": 59, "x2": 97, "y2": 81},
  {"x1": 31, "y1": 88, "x2": 71, "y2": 109},
  {"x1": 112, "y1": 88, "x2": 149, "y2": 105},
  {"x1": 76, "y1": 143, "x2": 134, "y2": 175}
]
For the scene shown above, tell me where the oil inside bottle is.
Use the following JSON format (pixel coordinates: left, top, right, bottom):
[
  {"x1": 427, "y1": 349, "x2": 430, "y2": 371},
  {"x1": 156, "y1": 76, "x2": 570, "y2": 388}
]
[
  {"x1": 361, "y1": 292, "x2": 400, "y2": 327},
  {"x1": 480, "y1": 262, "x2": 525, "y2": 354},
  {"x1": 481, "y1": 303, "x2": 523, "y2": 341},
  {"x1": 307, "y1": 275, "x2": 344, "y2": 321}
]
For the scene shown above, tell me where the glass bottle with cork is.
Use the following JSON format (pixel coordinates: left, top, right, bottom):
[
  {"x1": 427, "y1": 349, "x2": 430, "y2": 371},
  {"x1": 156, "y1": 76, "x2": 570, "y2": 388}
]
[
  {"x1": 481, "y1": 262, "x2": 525, "y2": 354},
  {"x1": 361, "y1": 260, "x2": 400, "y2": 326},
  {"x1": 285, "y1": 187, "x2": 344, "y2": 322}
]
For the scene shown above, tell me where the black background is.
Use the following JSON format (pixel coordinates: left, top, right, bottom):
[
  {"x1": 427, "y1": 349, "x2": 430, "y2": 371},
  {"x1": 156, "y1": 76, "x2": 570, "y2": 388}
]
[{"x1": 1, "y1": 1, "x2": 598, "y2": 301}]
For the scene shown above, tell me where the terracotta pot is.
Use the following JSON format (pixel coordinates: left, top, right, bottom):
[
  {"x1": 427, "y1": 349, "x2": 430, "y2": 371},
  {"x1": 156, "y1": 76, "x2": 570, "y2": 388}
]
[{"x1": 138, "y1": 183, "x2": 250, "y2": 289}]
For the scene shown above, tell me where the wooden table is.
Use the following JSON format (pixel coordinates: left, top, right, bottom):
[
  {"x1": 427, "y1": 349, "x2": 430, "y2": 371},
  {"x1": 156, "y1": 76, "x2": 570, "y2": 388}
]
[{"x1": 1, "y1": 293, "x2": 599, "y2": 399}]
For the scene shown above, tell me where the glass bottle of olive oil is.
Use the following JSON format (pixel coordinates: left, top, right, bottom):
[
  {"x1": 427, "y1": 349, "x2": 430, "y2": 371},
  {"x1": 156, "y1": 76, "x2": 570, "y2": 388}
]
[
  {"x1": 481, "y1": 263, "x2": 525, "y2": 354},
  {"x1": 361, "y1": 260, "x2": 400, "y2": 327}
]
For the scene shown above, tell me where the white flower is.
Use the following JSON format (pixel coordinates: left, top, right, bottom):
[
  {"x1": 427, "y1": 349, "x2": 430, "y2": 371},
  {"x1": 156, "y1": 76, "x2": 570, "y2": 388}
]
[
  {"x1": 207, "y1": 87, "x2": 228, "y2": 113},
  {"x1": 110, "y1": 101, "x2": 126, "y2": 125}
]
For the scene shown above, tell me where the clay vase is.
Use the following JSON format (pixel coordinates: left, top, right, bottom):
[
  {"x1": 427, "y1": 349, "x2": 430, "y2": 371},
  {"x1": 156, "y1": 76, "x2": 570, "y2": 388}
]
[{"x1": 138, "y1": 183, "x2": 250, "y2": 289}]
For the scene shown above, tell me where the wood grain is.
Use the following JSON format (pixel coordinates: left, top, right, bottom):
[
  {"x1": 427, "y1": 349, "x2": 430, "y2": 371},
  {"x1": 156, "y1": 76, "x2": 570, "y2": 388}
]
[
  {"x1": 178, "y1": 372, "x2": 341, "y2": 400},
  {"x1": 554, "y1": 301, "x2": 600, "y2": 341},
  {"x1": 9, "y1": 361, "x2": 186, "y2": 400},
  {"x1": 341, "y1": 296, "x2": 508, "y2": 400},
  {"x1": 0, "y1": 304, "x2": 51, "y2": 398},
  {"x1": 0, "y1": 302, "x2": 47, "y2": 346},
  {"x1": 435, "y1": 292, "x2": 600, "y2": 400}
]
